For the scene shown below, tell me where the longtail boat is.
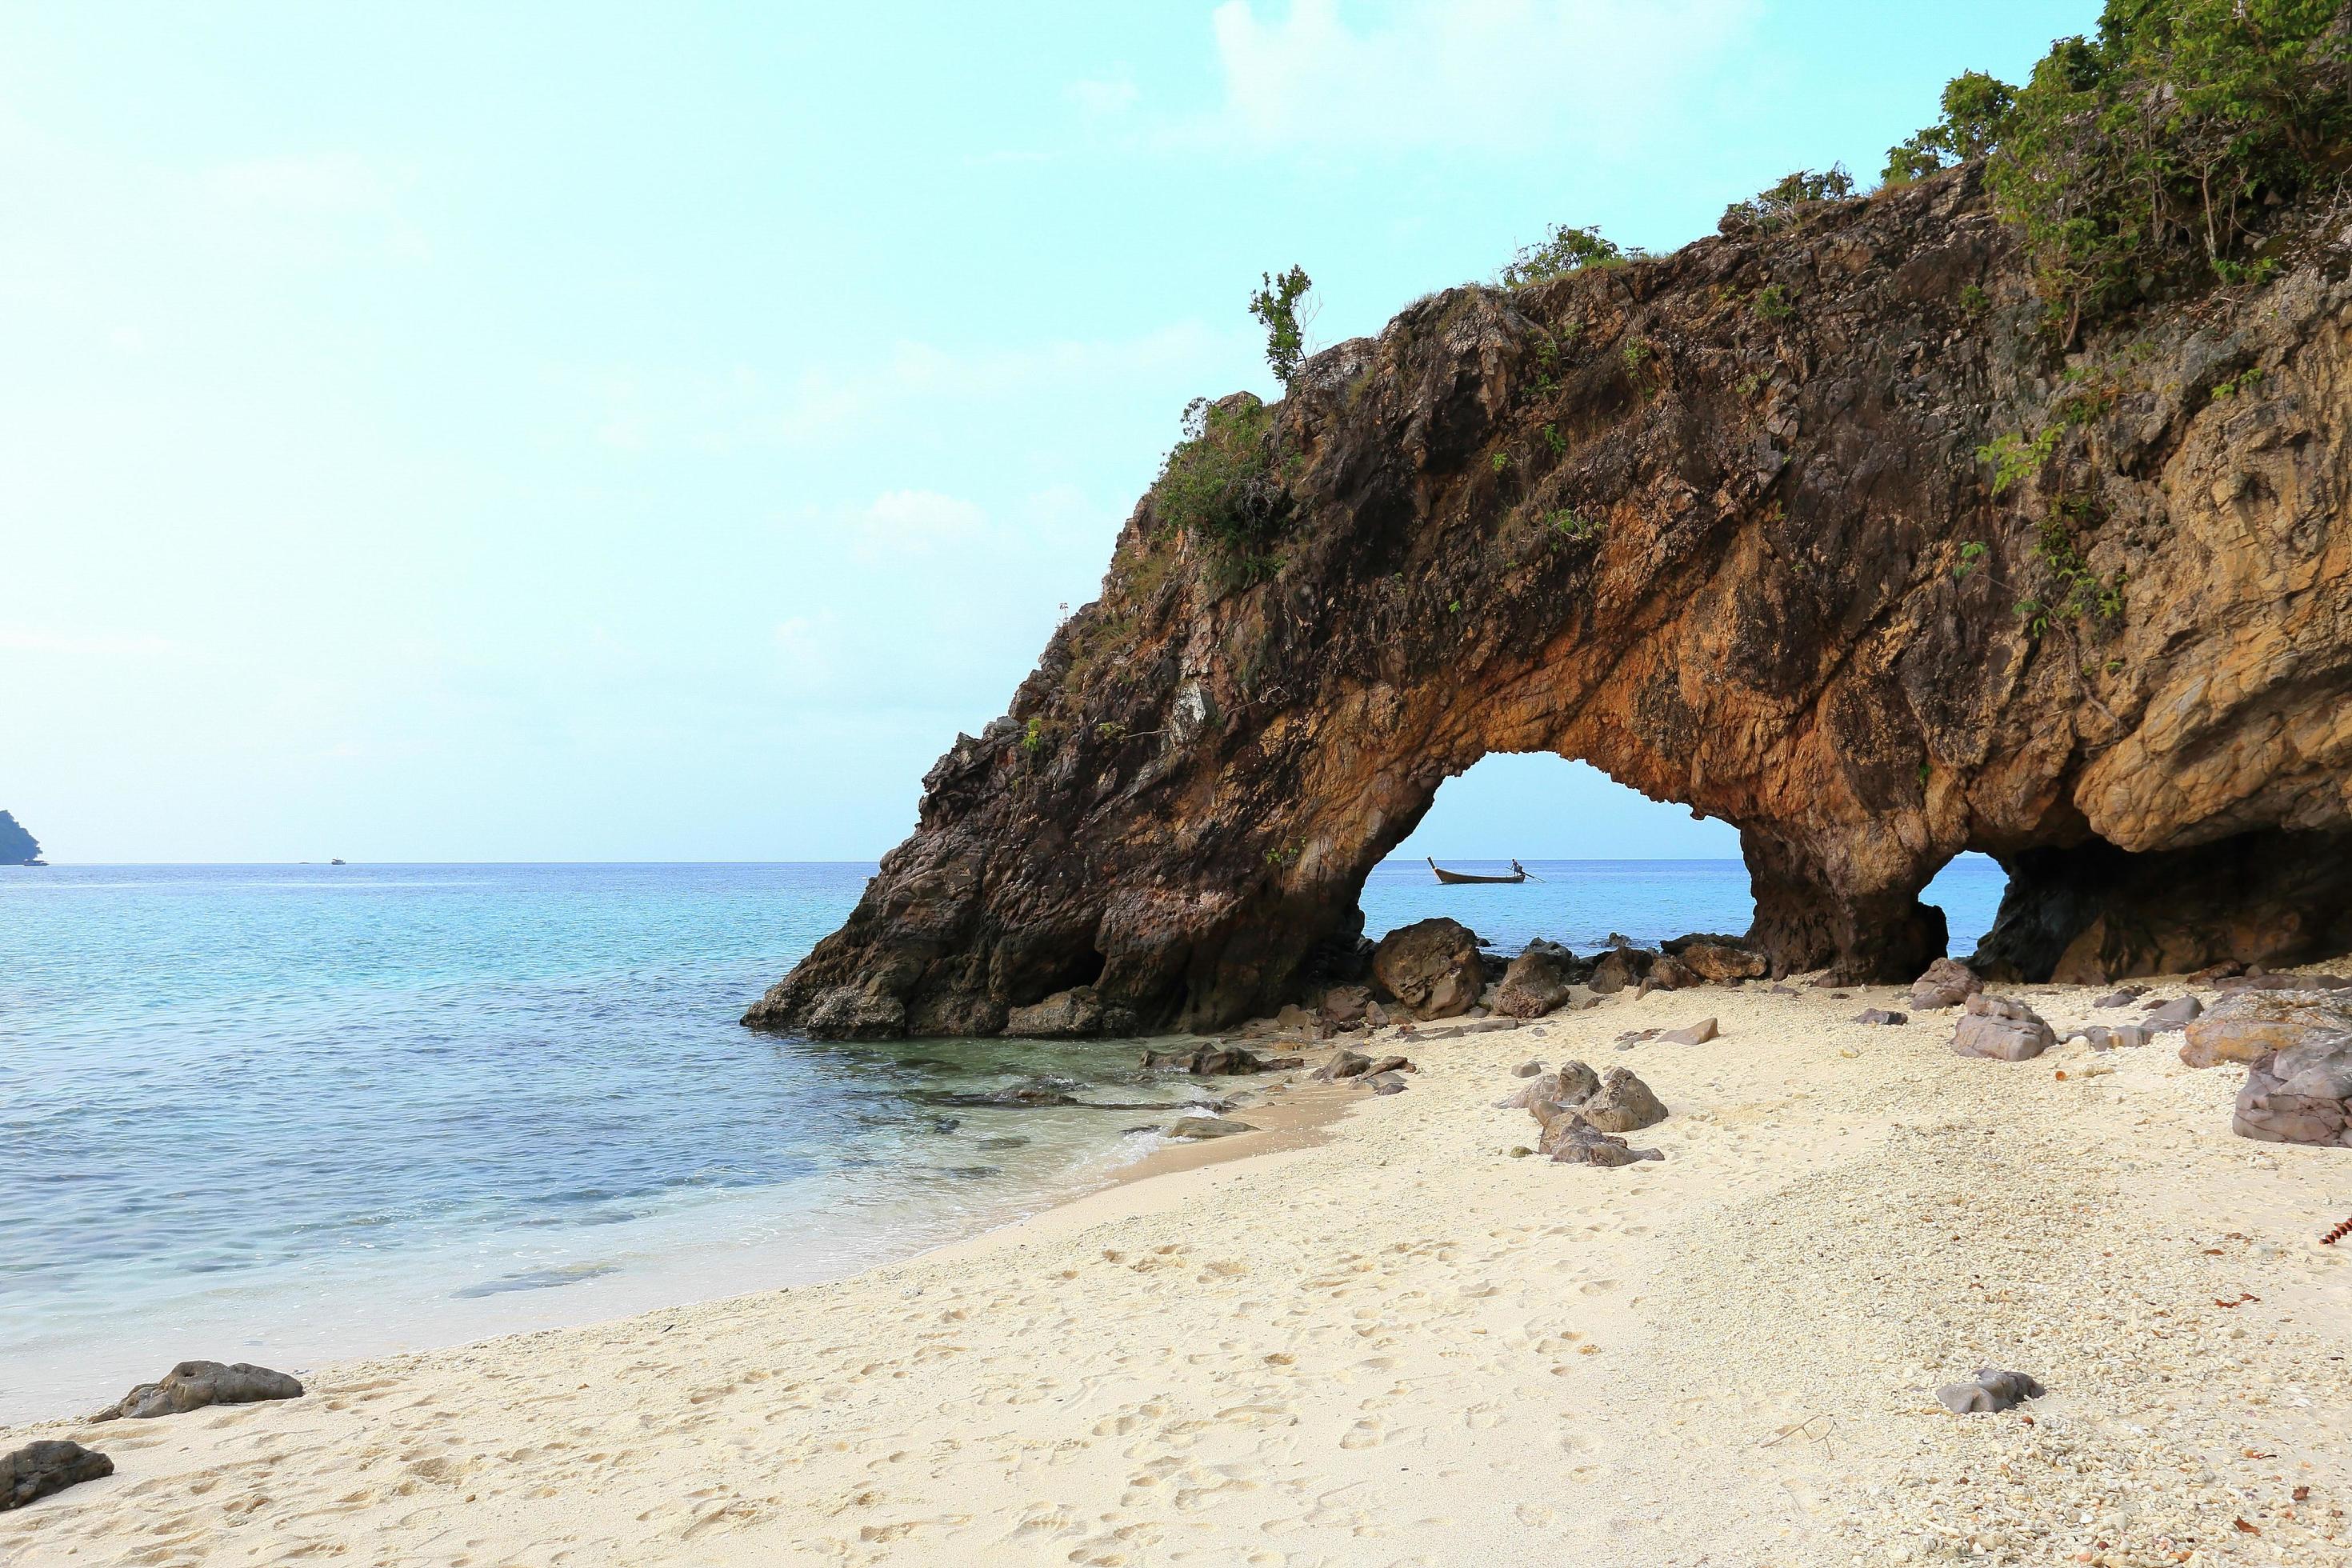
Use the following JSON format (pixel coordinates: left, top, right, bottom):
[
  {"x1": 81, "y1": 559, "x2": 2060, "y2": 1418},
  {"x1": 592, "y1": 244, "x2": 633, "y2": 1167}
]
[{"x1": 1427, "y1": 856, "x2": 1527, "y2": 885}]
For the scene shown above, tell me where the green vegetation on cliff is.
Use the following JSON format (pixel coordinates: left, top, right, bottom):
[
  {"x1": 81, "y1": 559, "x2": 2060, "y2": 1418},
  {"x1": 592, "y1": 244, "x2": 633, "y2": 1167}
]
[{"x1": 1894, "y1": 0, "x2": 2352, "y2": 331}]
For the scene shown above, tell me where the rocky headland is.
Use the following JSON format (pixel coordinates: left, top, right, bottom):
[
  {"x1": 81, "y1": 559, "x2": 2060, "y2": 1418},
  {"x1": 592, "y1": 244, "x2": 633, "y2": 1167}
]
[{"x1": 754, "y1": 154, "x2": 2352, "y2": 1043}]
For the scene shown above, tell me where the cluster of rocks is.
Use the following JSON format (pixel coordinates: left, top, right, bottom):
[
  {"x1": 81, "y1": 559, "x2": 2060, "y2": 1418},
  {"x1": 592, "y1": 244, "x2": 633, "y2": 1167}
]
[
  {"x1": 1335, "y1": 919, "x2": 1771, "y2": 1030},
  {"x1": 2, "y1": 1359, "x2": 309, "y2": 1515},
  {"x1": 2181, "y1": 989, "x2": 2352, "y2": 1146},
  {"x1": 1906, "y1": 953, "x2": 2352, "y2": 1148},
  {"x1": 1499, "y1": 1059, "x2": 1666, "y2": 1166}
]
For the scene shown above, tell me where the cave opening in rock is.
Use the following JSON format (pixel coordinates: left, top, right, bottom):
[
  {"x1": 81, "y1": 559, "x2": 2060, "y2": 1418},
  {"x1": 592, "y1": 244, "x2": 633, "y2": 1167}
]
[{"x1": 1346, "y1": 751, "x2": 2009, "y2": 972}]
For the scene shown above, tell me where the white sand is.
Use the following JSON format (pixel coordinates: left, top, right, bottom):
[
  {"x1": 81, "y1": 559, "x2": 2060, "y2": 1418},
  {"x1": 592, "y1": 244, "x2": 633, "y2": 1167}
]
[{"x1": 6, "y1": 978, "x2": 2349, "y2": 1566}]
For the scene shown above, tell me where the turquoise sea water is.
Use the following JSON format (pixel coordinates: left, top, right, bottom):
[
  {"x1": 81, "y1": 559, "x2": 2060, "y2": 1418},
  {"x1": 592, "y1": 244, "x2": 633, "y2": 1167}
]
[{"x1": 0, "y1": 856, "x2": 2002, "y2": 1424}]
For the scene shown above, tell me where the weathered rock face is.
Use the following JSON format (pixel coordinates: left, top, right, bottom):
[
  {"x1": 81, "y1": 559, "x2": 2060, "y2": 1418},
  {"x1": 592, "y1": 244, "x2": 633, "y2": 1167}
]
[
  {"x1": 751, "y1": 163, "x2": 2352, "y2": 1040},
  {"x1": 1369, "y1": 918, "x2": 1483, "y2": 1020},
  {"x1": 91, "y1": 1361, "x2": 303, "y2": 1422},
  {"x1": 2, "y1": 1440, "x2": 111, "y2": 1511},
  {"x1": 2236, "y1": 1037, "x2": 2352, "y2": 1146},
  {"x1": 1493, "y1": 938, "x2": 1583, "y2": 1018},
  {"x1": 1951, "y1": 994, "x2": 2056, "y2": 1062}
]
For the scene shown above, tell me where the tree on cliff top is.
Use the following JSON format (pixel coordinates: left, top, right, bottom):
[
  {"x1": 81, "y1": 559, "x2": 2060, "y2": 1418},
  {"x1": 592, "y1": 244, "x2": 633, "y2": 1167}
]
[
  {"x1": 1884, "y1": 0, "x2": 2352, "y2": 334},
  {"x1": 1883, "y1": 70, "x2": 2018, "y2": 184},
  {"x1": 0, "y1": 810, "x2": 40, "y2": 863},
  {"x1": 1247, "y1": 266, "x2": 1315, "y2": 394}
]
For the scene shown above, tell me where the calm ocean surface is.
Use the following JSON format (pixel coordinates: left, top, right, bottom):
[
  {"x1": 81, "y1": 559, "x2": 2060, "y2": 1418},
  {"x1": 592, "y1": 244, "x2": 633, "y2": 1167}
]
[{"x1": 0, "y1": 857, "x2": 2002, "y2": 1423}]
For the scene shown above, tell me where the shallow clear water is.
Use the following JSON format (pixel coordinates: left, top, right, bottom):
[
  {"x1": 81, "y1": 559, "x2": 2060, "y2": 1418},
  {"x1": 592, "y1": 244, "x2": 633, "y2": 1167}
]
[{"x1": 0, "y1": 855, "x2": 2003, "y2": 1423}]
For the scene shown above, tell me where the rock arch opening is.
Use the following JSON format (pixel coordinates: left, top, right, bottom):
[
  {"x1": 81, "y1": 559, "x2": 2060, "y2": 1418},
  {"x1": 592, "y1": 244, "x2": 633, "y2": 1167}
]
[{"x1": 749, "y1": 166, "x2": 2352, "y2": 1042}]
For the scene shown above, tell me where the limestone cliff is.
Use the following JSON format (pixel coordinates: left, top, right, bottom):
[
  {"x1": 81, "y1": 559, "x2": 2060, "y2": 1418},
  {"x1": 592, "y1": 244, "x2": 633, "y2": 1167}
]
[{"x1": 752, "y1": 165, "x2": 2352, "y2": 1040}]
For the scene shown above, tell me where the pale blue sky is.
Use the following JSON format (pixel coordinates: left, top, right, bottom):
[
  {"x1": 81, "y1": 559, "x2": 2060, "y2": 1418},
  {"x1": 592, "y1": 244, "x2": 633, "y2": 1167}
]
[{"x1": 2, "y1": 2, "x2": 2090, "y2": 862}]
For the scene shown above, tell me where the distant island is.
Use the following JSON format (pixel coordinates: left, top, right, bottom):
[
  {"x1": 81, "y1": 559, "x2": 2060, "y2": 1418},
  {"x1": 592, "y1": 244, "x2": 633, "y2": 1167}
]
[{"x1": 0, "y1": 810, "x2": 42, "y2": 866}]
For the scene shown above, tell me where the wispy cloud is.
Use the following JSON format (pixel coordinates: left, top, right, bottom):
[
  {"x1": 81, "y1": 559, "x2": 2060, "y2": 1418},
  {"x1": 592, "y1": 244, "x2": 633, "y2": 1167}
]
[
  {"x1": 0, "y1": 626, "x2": 180, "y2": 658},
  {"x1": 1067, "y1": 73, "x2": 1140, "y2": 115},
  {"x1": 850, "y1": 490, "x2": 986, "y2": 562},
  {"x1": 1196, "y1": 0, "x2": 1760, "y2": 153}
]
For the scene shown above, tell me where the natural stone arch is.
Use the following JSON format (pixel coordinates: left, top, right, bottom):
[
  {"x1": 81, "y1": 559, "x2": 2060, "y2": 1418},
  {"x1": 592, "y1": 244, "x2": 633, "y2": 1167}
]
[{"x1": 751, "y1": 166, "x2": 2352, "y2": 1040}]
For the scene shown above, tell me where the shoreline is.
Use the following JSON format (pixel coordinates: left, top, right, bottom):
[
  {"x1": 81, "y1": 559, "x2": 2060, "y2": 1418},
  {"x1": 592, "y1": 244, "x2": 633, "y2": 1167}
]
[
  {"x1": 7, "y1": 978, "x2": 2349, "y2": 1565},
  {"x1": 0, "y1": 1046, "x2": 1355, "y2": 1435}
]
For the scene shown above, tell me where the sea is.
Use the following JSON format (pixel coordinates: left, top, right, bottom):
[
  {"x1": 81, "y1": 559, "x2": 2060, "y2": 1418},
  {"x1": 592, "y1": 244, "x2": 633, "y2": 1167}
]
[{"x1": 0, "y1": 856, "x2": 2003, "y2": 1425}]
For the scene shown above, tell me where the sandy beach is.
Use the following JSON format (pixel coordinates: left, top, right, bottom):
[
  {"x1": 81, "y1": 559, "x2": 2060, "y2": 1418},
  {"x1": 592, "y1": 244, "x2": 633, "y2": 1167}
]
[{"x1": 6, "y1": 977, "x2": 2348, "y2": 1567}]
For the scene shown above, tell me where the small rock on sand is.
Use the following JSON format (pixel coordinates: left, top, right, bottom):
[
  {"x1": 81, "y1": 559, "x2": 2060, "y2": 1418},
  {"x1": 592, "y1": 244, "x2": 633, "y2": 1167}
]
[
  {"x1": 1513, "y1": 1059, "x2": 1542, "y2": 1078},
  {"x1": 1910, "y1": 958, "x2": 1982, "y2": 1010},
  {"x1": 1660, "y1": 1018, "x2": 1718, "y2": 1046},
  {"x1": 1950, "y1": 994, "x2": 2056, "y2": 1062},
  {"x1": 1167, "y1": 1116, "x2": 1254, "y2": 1140},
  {"x1": 2, "y1": 1440, "x2": 113, "y2": 1511},
  {"x1": 1935, "y1": 1368, "x2": 2046, "y2": 1414},
  {"x1": 1544, "y1": 1119, "x2": 1663, "y2": 1167},
  {"x1": 93, "y1": 1361, "x2": 305, "y2": 1422},
  {"x1": 2144, "y1": 995, "x2": 2203, "y2": 1032},
  {"x1": 1577, "y1": 1067, "x2": 1667, "y2": 1134},
  {"x1": 2091, "y1": 985, "x2": 2150, "y2": 1008},
  {"x1": 1852, "y1": 1008, "x2": 1907, "y2": 1026}
]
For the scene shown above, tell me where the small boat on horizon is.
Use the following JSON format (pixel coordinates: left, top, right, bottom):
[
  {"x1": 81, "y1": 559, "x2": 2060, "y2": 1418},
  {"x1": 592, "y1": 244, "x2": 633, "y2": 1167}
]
[{"x1": 1427, "y1": 856, "x2": 1529, "y2": 885}]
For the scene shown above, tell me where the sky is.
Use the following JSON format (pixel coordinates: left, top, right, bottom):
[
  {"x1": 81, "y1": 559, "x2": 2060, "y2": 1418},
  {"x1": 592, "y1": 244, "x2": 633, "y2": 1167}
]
[{"x1": 0, "y1": 1, "x2": 2094, "y2": 863}]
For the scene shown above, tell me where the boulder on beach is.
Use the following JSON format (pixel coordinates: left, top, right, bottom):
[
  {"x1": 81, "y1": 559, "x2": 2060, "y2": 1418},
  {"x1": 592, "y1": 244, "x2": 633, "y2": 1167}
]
[
  {"x1": 93, "y1": 1360, "x2": 305, "y2": 1422},
  {"x1": 1642, "y1": 954, "x2": 1698, "y2": 993},
  {"x1": 1503, "y1": 1060, "x2": 1600, "y2": 1114},
  {"x1": 1935, "y1": 1368, "x2": 2045, "y2": 1414},
  {"x1": 2, "y1": 1440, "x2": 112, "y2": 1511},
  {"x1": 1319, "y1": 985, "x2": 1373, "y2": 1024},
  {"x1": 1543, "y1": 1118, "x2": 1663, "y2": 1167},
  {"x1": 1493, "y1": 939, "x2": 1582, "y2": 1018},
  {"x1": 1141, "y1": 1046, "x2": 1300, "y2": 1075},
  {"x1": 1370, "y1": 918, "x2": 1483, "y2": 1019},
  {"x1": 1950, "y1": 994, "x2": 2055, "y2": 1062},
  {"x1": 1167, "y1": 1116, "x2": 1255, "y2": 1140},
  {"x1": 1910, "y1": 958, "x2": 1982, "y2": 1010},
  {"x1": 2181, "y1": 990, "x2": 2350, "y2": 1069},
  {"x1": 2208, "y1": 993, "x2": 2352, "y2": 1146},
  {"x1": 1003, "y1": 986, "x2": 1135, "y2": 1039},
  {"x1": 1665, "y1": 934, "x2": 1768, "y2": 982},
  {"x1": 1577, "y1": 1066, "x2": 1666, "y2": 1134},
  {"x1": 1586, "y1": 946, "x2": 1654, "y2": 995}
]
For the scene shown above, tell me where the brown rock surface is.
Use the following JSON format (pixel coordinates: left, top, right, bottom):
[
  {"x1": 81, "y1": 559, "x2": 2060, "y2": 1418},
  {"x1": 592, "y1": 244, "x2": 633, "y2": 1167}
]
[
  {"x1": 93, "y1": 1361, "x2": 304, "y2": 1422},
  {"x1": 1910, "y1": 958, "x2": 1982, "y2": 1011},
  {"x1": 750, "y1": 165, "x2": 2352, "y2": 1039},
  {"x1": 1492, "y1": 939, "x2": 1582, "y2": 1018},
  {"x1": 1666, "y1": 934, "x2": 1768, "y2": 982},
  {"x1": 2185, "y1": 990, "x2": 2352, "y2": 1070},
  {"x1": 2235, "y1": 1034, "x2": 2352, "y2": 1147},
  {"x1": 1950, "y1": 994, "x2": 2056, "y2": 1062},
  {"x1": 1369, "y1": 918, "x2": 1484, "y2": 1020},
  {"x1": 2, "y1": 1441, "x2": 112, "y2": 1511},
  {"x1": 1578, "y1": 1067, "x2": 1668, "y2": 1134}
]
